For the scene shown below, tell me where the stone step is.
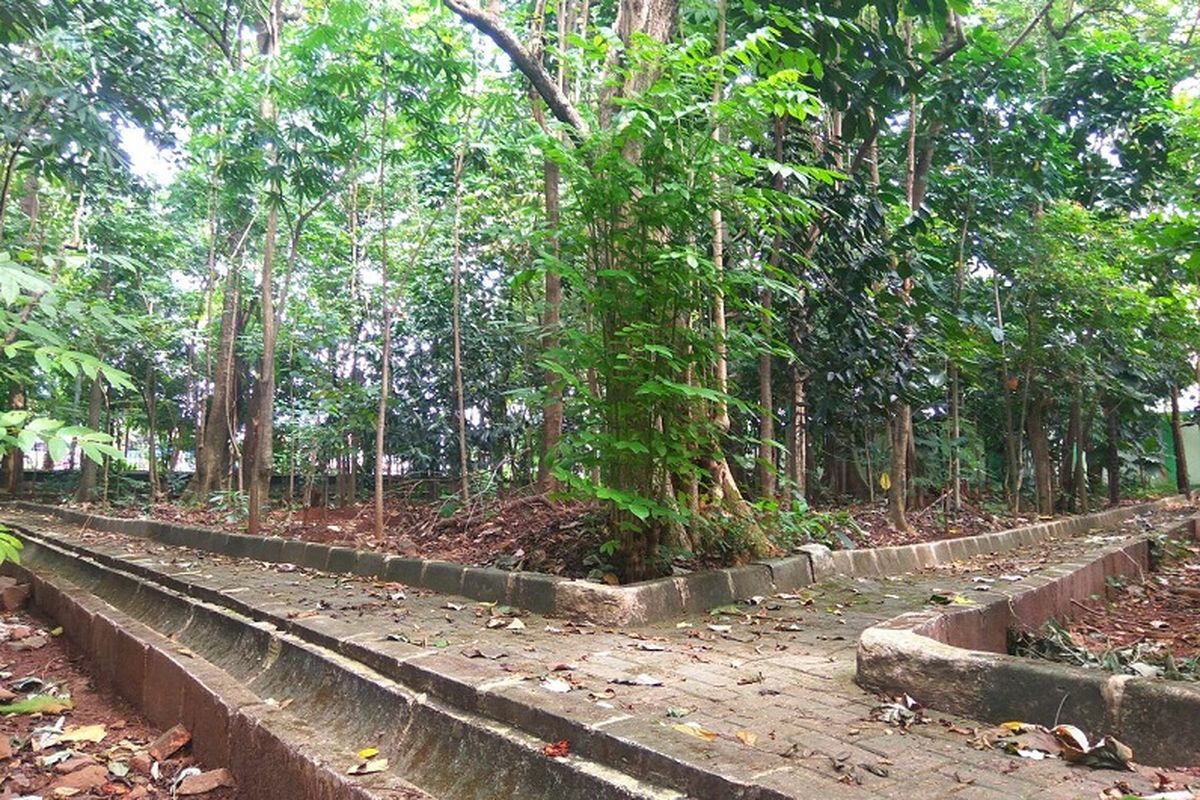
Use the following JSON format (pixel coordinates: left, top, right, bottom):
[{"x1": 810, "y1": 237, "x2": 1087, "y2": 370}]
[{"x1": 5, "y1": 530, "x2": 684, "y2": 800}]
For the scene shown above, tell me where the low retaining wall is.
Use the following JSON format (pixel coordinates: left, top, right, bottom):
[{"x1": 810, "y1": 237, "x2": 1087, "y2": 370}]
[
  {"x1": 8, "y1": 497, "x2": 1183, "y2": 625},
  {"x1": 856, "y1": 515, "x2": 1200, "y2": 767}
]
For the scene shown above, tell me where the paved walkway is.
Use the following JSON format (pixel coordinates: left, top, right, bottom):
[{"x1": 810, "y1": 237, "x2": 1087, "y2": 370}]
[{"x1": 5, "y1": 505, "x2": 1196, "y2": 799}]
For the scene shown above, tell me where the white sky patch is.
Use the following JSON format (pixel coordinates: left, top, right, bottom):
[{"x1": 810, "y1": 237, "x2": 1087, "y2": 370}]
[{"x1": 119, "y1": 122, "x2": 179, "y2": 185}]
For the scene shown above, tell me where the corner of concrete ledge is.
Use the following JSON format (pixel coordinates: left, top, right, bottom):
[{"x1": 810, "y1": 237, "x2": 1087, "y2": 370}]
[
  {"x1": 552, "y1": 580, "x2": 646, "y2": 625},
  {"x1": 797, "y1": 544, "x2": 834, "y2": 582}
]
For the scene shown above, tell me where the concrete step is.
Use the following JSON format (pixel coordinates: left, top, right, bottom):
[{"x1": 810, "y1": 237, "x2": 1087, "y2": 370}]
[{"x1": 5, "y1": 529, "x2": 683, "y2": 800}]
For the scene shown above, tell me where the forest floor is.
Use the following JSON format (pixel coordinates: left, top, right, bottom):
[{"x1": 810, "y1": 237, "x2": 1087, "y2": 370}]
[
  {"x1": 1041, "y1": 536, "x2": 1200, "y2": 668},
  {"x1": 80, "y1": 490, "x2": 1178, "y2": 580},
  {"x1": 0, "y1": 599, "x2": 240, "y2": 799}
]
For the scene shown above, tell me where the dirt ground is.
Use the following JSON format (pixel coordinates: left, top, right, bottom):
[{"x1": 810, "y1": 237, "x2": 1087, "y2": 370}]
[
  {"x1": 1067, "y1": 537, "x2": 1200, "y2": 660},
  {"x1": 0, "y1": 601, "x2": 239, "y2": 799}
]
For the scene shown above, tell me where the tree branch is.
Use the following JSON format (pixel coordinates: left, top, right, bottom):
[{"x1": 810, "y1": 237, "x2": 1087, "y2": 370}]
[
  {"x1": 442, "y1": 0, "x2": 590, "y2": 136},
  {"x1": 913, "y1": 13, "x2": 967, "y2": 83},
  {"x1": 1002, "y1": 0, "x2": 1054, "y2": 58}
]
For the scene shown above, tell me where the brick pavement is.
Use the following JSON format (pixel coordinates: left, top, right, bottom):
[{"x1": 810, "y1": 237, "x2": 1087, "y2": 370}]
[{"x1": 5, "y1": 505, "x2": 1195, "y2": 799}]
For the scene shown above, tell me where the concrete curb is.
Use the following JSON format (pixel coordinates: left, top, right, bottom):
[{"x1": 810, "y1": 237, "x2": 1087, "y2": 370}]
[
  {"x1": 856, "y1": 514, "x2": 1200, "y2": 767},
  {"x1": 10, "y1": 497, "x2": 1182, "y2": 625}
]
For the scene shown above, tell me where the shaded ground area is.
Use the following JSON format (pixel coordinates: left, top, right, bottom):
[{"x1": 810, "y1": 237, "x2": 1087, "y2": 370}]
[
  {"x1": 72, "y1": 490, "x2": 1180, "y2": 580},
  {"x1": 4, "y1": 502, "x2": 1198, "y2": 798},
  {"x1": 0, "y1": 603, "x2": 239, "y2": 799}
]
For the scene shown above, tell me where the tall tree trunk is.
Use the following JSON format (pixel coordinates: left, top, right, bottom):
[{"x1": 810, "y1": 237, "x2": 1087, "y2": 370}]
[
  {"x1": 533, "y1": 0, "x2": 567, "y2": 492},
  {"x1": 246, "y1": 0, "x2": 283, "y2": 535},
  {"x1": 74, "y1": 377, "x2": 105, "y2": 503},
  {"x1": 758, "y1": 116, "x2": 785, "y2": 502},
  {"x1": 537, "y1": 157, "x2": 564, "y2": 491},
  {"x1": 1171, "y1": 384, "x2": 1190, "y2": 495},
  {"x1": 374, "y1": 92, "x2": 392, "y2": 540},
  {"x1": 451, "y1": 130, "x2": 471, "y2": 503},
  {"x1": 888, "y1": 33, "x2": 921, "y2": 532}
]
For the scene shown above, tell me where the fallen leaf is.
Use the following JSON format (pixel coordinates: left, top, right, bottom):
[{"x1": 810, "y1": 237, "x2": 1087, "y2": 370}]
[
  {"x1": 0, "y1": 694, "x2": 73, "y2": 714},
  {"x1": 356, "y1": 747, "x2": 379, "y2": 760},
  {"x1": 60, "y1": 724, "x2": 107, "y2": 744},
  {"x1": 672, "y1": 722, "x2": 718, "y2": 742},
  {"x1": 609, "y1": 674, "x2": 662, "y2": 686},
  {"x1": 541, "y1": 679, "x2": 572, "y2": 694},
  {"x1": 461, "y1": 648, "x2": 506, "y2": 660},
  {"x1": 506, "y1": 618, "x2": 526, "y2": 631},
  {"x1": 542, "y1": 740, "x2": 570, "y2": 758},
  {"x1": 347, "y1": 757, "x2": 389, "y2": 775},
  {"x1": 735, "y1": 730, "x2": 758, "y2": 747}
]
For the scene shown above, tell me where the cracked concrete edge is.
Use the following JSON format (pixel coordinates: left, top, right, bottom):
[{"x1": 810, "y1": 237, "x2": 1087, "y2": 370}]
[{"x1": 855, "y1": 535, "x2": 1200, "y2": 767}]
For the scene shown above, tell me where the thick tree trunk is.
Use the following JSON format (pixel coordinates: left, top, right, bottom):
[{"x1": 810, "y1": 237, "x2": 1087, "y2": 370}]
[
  {"x1": 74, "y1": 377, "x2": 104, "y2": 503},
  {"x1": 1171, "y1": 384, "x2": 1190, "y2": 495},
  {"x1": 1026, "y1": 398, "x2": 1054, "y2": 516},
  {"x1": 191, "y1": 265, "x2": 239, "y2": 500}
]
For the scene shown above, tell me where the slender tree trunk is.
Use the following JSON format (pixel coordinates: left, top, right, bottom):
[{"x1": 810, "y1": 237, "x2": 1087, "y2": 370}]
[
  {"x1": 533, "y1": 0, "x2": 567, "y2": 492},
  {"x1": 787, "y1": 363, "x2": 807, "y2": 502},
  {"x1": 536, "y1": 159, "x2": 565, "y2": 490},
  {"x1": 887, "y1": 401, "x2": 912, "y2": 531},
  {"x1": 451, "y1": 128, "x2": 471, "y2": 503},
  {"x1": 1171, "y1": 384, "x2": 1190, "y2": 494},
  {"x1": 888, "y1": 33, "x2": 921, "y2": 532},
  {"x1": 246, "y1": 0, "x2": 283, "y2": 535},
  {"x1": 758, "y1": 116, "x2": 786, "y2": 502},
  {"x1": 374, "y1": 91, "x2": 392, "y2": 539},
  {"x1": 75, "y1": 377, "x2": 105, "y2": 503}
]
